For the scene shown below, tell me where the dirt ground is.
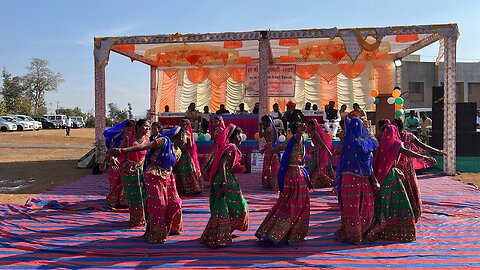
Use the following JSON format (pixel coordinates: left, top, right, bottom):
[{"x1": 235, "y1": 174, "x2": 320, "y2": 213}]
[
  {"x1": 0, "y1": 128, "x2": 95, "y2": 204},
  {"x1": 0, "y1": 128, "x2": 478, "y2": 205}
]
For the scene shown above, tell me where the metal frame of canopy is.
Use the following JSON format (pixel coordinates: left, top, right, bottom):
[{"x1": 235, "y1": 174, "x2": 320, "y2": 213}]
[{"x1": 94, "y1": 23, "x2": 459, "y2": 175}]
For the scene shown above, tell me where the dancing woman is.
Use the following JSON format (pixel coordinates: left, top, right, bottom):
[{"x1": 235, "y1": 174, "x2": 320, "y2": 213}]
[
  {"x1": 119, "y1": 119, "x2": 150, "y2": 227},
  {"x1": 259, "y1": 115, "x2": 280, "y2": 191},
  {"x1": 366, "y1": 124, "x2": 436, "y2": 242},
  {"x1": 201, "y1": 116, "x2": 226, "y2": 182},
  {"x1": 173, "y1": 119, "x2": 203, "y2": 195},
  {"x1": 255, "y1": 122, "x2": 312, "y2": 245},
  {"x1": 200, "y1": 124, "x2": 249, "y2": 248},
  {"x1": 306, "y1": 119, "x2": 335, "y2": 188},
  {"x1": 334, "y1": 117, "x2": 378, "y2": 244},
  {"x1": 393, "y1": 118, "x2": 444, "y2": 222},
  {"x1": 110, "y1": 126, "x2": 186, "y2": 243}
]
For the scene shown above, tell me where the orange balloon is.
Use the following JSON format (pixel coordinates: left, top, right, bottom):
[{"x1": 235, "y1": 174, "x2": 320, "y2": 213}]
[
  {"x1": 370, "y1": 89, "x2": 379, "y2": 98},
  {"x1": 392, "y1": 89, "x2": 401, "y2": 98},
  {"x1": 254, "y1": 132, "x2": 260, "y2": 141},
  {"x1": 395, "y1": 104, "x2": 403, "y2": 110}
]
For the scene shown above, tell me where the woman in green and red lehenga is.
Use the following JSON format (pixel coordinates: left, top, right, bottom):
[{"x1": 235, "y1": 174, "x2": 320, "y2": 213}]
[
  {"x1": 173, "y1": 119, "x2": 203, "y2": 195},
  {"x1": 200, "y1": 124, "x2": 249, "y2": 248},
  {"x1": 255, "y1": 122, "x2": 311, "y2": 245},
  {"x1": 259, "y1": 115, "x2": 280, "y2": 191},
  {"x1": 366, "y1": 124, "x2": 436, "y2": 242},
  {"x1": 201, "y1": 116, "x2": 225, "y2": 182},
  {"x1": 306, "y1": 119, "x2": 335, "y2": 188}
]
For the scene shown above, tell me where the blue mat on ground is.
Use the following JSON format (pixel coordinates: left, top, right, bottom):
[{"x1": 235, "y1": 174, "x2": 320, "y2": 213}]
[{"x1": 0, "y1": 173, "x2": 479, "y2": 269}]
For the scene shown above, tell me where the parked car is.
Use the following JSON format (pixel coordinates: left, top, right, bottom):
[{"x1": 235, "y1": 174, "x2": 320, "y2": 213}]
[
  {"x1": 0, "y1": 117, "x2": 17, "y2": 132},
  {"x1": 71, "y1": 116, "x2": 85, "y2": 128},
  {"x1": 12, "y1": 115, "x2": 42, "y2": 130},
  {"x1": 1, "y1": 116, "x2": 34, "y2": 131},
  {"x1": 33, "y1": 117, "x2": 59, "y2": 129},
  {"x1": 43, "y1": 115, "x2": 67, "y2": 127}
]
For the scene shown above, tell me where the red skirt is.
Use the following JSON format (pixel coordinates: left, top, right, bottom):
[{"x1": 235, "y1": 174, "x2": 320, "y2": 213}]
[
  {"x1": 261, "y1": 145, "x2": 280, "y2": 192},
  {"x1": 335, "y1": 173, "x2": 374, "y2": 244},
  {"x1": 106, "y1": 167, "x2": 127, "y2": 208}
]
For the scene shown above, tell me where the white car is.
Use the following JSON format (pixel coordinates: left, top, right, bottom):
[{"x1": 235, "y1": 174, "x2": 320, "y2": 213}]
[
  {"x1": 0, "y1": 117, "x2": 17, "y2": 132},
  {"x1": 13, "y1": 115, "x2": 42, "y2": 130},
  {"x1": 1, "y1": 116, "x2": 34, "y2": 131}
]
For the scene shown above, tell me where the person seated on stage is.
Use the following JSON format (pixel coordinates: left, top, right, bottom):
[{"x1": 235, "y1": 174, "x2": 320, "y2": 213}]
[
  {"x1": 405, "y1": 110, "x2": 420, "y2": 135},
  {"x1": 201, "y1": 106, "x2": 210, "y2": 134},
  {"x1": 164, "y1": 105, "x2": 170, "y2": 113},
  {"x1": 282, "y1": 101, "x2": 305, "y2": 130},
  {"x1": 216, "y1": 104, "x2": 230, "y2": 114},
  {"x1": 236, "y1": 103, "x2": 249, "y2": 114},
  {"x1": 270, "y1": 103, "x2": 285, "y2": 134},
  {"x1": 312, "y1": 104, "x2": 319, "y2": 111},
  {"x1": 351, "y1": 103, "x2": 366, "y2": 120},
  {"x1": 304, "y1": 102, "x2": 312, "y2": 110},
  {"x1": 251, "y1": 102, "x2": 260, "y2": 114},
  {"x1": 339, "y1": 104, "x2": 348, "y2": 121},
  {"x1": 323, "y1": 100, "x2": 340, "y2": 138},
  {"x1": 185, "y1": 102, "x2": 201, "y2": 132},
  {"x1": 420, "y1": 111, "x2": 432, "y2": 135}
]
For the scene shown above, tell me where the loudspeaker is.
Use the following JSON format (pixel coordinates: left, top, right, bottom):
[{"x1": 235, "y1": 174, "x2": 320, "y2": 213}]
[
  {"x1": 456, "y1": 103, "x2": 477, "y2": 132},
  {"x1": 432, "y1": 86, "x2": 444, "y2": 133},
  {"x1": 431, "y1": 130, "x2": 480, "y2": 156}
]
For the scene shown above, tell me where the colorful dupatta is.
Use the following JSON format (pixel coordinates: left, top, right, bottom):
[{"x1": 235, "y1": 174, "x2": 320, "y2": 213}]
[
  {"x1": 184, "y1": 120, "x2": 201, "y2": 177},
  {"x1": 144, "y1": 126, "x2": 181, "y2": 171},
  {"x1": 373, "y1": 124, "x2": 402, "y2": 182},
  {"x1": 104, "y1": 120, "x2": 128, "y2": 149},
  {"x1": 277, "y1": 134, "x2": 311, "y2": 192},
  {"x1": 209, "y1": 124, "x2": 242, "y2": 182},
  {"x1": 311, "y1": 118, "x2": 332, "y2": 170}
]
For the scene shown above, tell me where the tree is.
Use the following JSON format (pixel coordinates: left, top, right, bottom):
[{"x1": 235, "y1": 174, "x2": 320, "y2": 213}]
[
  {"x1": 127, "y1": 102, "x2": 133, "y2": 119},
  {"x1": 107, "y1": 102, "x2": 128, "y2": 126},
  {"x1": 23, "y1": 58, "x2": 63, "y2": 116},
  {"x1": 56, "y1": 106, "x2": 86, "y2": 117},
  {"x1": 1, "y1": 68, "x2": 30, "y2": 114}
]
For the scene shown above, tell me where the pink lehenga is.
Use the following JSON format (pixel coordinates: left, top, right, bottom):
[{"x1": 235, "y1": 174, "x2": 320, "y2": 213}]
[
  {"x1": 105, "y1": 157, "x2": 127, "y2": 208},
  {"x1": 307, "y1": 119, "x2": 335, "y2": 188},
  {"x1": 261, "y1": 125, "x2": 280, "y2": 192}
]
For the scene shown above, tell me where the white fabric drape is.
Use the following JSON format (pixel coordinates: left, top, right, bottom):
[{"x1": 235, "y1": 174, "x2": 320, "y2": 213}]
[
  {"x1": 294, "y1": 76, "x2": 306, "y2": 108},
  {"x1": 304, "y1": 75, "x2": 320, "y2": 107},
  {"x1": 178, "y1": 70, "x2": 197, "y2": 112},
  {"x1": 196, "y1": 79, "x2": 211, "y2": 111},
  {"x1": 226, "y1": 78, "x2": 245, "y2": 113}
]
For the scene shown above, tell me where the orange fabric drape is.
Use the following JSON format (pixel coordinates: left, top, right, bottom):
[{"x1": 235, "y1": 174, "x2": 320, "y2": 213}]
[
  {"x1": 296, "y1": 64, "x2": 320, "y2": 80},
  {"x1": 339, "y1": 63, "x2": 366, "y2": 78},
  {"x1": 268, "y1": 98, "x2": 287, "y2": 112},
  {"x1": 160, "y1": 70, "x2": 178, "y2": 112},
  {"x1": 279, "y1": 38, "x2": 299, "y2": 47},
  {"x1": 396, "y1": 34, "x2": 419, "y2": 43},
  {"x1": 186, "y1": 68, "x2": 210, "y2": 84},
  {"x1": 208, "y1": 68, "x2": 230, "y2": 87},
  {"x1": 224, "y1": 40, "x2": 243, "y2": 49},
  {"x1": 229, "y1": 67, "x2": 245, "y2": 83},
  {"x1": 320, "y1": 77, "x2": 338, "y2": 108},
  {"x1": 210, "y1": 81, "x2": 227, "y2": 112},
  {"x1": 374, "y1": 62, "x2": 393, "y2": 94},
  {"x1": 317, "y1": 65, "x2": 341, "y2": 82}
]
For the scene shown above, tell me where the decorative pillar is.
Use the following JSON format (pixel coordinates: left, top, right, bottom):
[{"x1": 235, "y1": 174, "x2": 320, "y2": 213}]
[
  {"x1": 443, "y1": 36, "x2": 457, "y2": 175},
  {"x1": 258, "y1": 31, "x2": 270, "y2": 121},
  {"x1": 395, "y1": 65, "x2": 402, "y2": 87},
  {"x1": 150, "y1": 66, "x2": 158, "y2": 123},
  {"x1": 94, "y1": 62, "x2": 107, "y2": 164}
]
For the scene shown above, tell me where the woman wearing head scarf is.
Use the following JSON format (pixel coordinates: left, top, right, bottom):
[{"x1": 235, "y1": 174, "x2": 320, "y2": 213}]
[
  {"x1": 173, "y1": 119, "x2": 203, "y2": 195},
  {"x1": 110, "y1": 125, "x2": 186, "y2": 244},
  {"x1": 118, "y1": 119, "x2": 150, "y2": 227},
  {"x1": 259, "y1": 115, "x2": 280, "y2": 192},
  {"x1": 101, "y1": 119, "x2": 133, "y2": 209},
  {"x1": 334, "y1": 117, "x2": 378, "y2": 244},
  {"x1": 306, "y1": 119, "x2": 335, "y2": 188},
  {"x1": 255, "y1": 122, "x2": 312, "y2": 245},
  {"x1": 200, "y1": 124, "x2": 249, "y2": 248},
  {"x1": 393, "y1": 118, "x2": 444, "y2": 223},
  {"x1": 365, "y1": 124, "x2": 436, "y2": 243},
  {"x1": 201, "y1": 116, "x2": 226, "y2": 182}
]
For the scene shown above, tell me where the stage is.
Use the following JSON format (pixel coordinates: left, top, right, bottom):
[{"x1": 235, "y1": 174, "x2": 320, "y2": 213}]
[{"x1": 0, "y1": 172, "x2": 479, "y2": 268}]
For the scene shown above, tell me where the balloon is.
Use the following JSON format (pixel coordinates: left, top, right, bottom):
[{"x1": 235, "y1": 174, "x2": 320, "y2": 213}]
[
  {"x1": 365, "y1": 96, "x2": 375, "y2": 105},
  {"x1": 395, "y1": 109, "x2": 404, "y2": 117},
  {"x1": 204, "y1": 133, "x2": 212, "y2": 141},
  {"x1": 193, "y1": 133, "x2": 199, "y2": 141},
  {"x1": 395, "y1": 104, "x2": 403, "y2": 110},
  {"x1": 254, "y1": 132, "x2": 260, "y2": 141},
  {"x1": 278, "y1": 135, "x2": 286, "y2": 142},
  {"x1": 370, "y1": 89, "x2": 379, "y2": 98},
  {"x1": 287, "y1": 133, "x2": 293, "y2": 140},
  {"x1": 392, "y1": 89, "x2": 401, "y2": 98},
  {"x1": 198, "y1": 133, "x2": 205, "y2": 141},
  {"x1": 374, "y1": 98, "x2": 380, "y2": 105},
  {"x1": 240, "y1": 133, "x2": 247, "y2": 142},
  {"x1": 387, "y1": 97, "x2": 395, "y2": 104},
  {"x1": 395, "y1": 97, "x2": 404, "y2": 105}
]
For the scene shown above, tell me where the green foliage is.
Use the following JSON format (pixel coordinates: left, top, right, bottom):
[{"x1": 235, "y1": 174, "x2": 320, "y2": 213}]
[
  {"x1": 127, "y1": 102, "x2": 133, "y2": 119},
  {"x1": 107, "y1": 103, "x2": 129, "y2": 127},
  {"x1": 56, "y1": 106, "x2": 86, "y2": 117},
  {"x1": 0, "y1": 101, "x2": 6, "y2": 115},
  {"x1": 1, "y1": 67, "x2": 30, "y2": 114}
]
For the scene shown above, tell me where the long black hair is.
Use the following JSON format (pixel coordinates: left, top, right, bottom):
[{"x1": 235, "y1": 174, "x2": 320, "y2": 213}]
[{"x1": 289, "y1": 122, "x2": 301, "y2": 134}]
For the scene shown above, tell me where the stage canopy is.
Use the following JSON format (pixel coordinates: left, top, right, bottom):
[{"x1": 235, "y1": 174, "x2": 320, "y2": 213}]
[{"x1": 93, "y1": 24, "x2": 459, "y2": 174}]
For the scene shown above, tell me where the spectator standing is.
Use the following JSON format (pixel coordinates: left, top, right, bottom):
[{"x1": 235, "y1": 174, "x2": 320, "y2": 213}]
[{"x1": 65, "y1": 116, "x2": 72, "y2": 136}]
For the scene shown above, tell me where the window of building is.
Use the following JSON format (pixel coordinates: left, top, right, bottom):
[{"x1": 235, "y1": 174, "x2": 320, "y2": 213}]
[
  {"x1": 408, "y1": 82, "x2": 424, "y2": 102},
  {"x1": 468, "y1": 83, "x2": 480, "y2": 109}
]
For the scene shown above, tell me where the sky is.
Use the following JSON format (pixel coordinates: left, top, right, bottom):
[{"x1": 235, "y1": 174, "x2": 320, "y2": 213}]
[{"x1": 1, "y1": 0, "x2": 479, "y2": 116}]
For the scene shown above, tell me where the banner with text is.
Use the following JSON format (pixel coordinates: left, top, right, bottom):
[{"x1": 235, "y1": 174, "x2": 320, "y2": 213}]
[{"x1": 244, "y1": 64, "x2": 296, "y2": 97}]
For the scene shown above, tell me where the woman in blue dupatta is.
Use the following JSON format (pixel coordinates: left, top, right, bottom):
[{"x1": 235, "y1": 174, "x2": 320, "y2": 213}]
[
  {"x1": 334, "y1": 117, "x2": 378, "y2": 244},
  {"x1": 259, "y1": 115, "x2": 281, "y2": 191},
  {"x1": 255, "y1": 122, "x2": 312, "y2": 245},
  {"x1": 110, "y1": 126, "x2": 186, "y2": 244}
]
